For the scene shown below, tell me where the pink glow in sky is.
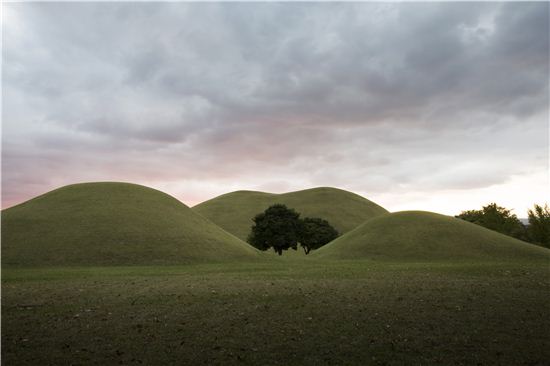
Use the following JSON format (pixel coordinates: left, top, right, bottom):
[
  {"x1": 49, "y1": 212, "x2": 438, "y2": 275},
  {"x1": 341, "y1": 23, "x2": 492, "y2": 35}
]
[{"x1": 2, "y1": 3, "x2": 549, "y2": 216}]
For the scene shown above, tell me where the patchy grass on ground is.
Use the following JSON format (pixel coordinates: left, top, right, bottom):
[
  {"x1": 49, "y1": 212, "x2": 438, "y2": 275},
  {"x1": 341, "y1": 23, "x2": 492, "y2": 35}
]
[{"x1": 2, "y1": 259, "x2": 549, "y2": 365}]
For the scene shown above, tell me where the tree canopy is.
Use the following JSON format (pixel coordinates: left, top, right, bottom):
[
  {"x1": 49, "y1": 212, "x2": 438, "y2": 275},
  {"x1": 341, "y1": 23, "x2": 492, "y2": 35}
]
[
  {"x1": 247, "y1": 204, "x2": 303, "y2": 255},
  {"x1": 247, "y1": 204, "x2": 339, "y2": 255},
  {"x1": 456, "y1": 203, "x2": 526, "y2": 240},
  {"x1": 527, "y1": 204, "x2": 550, "y2": 248},
  {"x1": 300, "y1": 217, "x2": 339, "y2": 254}
]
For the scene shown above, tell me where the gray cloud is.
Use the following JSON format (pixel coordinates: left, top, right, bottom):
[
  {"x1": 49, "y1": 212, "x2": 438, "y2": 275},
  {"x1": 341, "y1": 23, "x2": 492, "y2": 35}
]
[{"x1": 2, "y1": 2, "x2": 548, "y2": 214}]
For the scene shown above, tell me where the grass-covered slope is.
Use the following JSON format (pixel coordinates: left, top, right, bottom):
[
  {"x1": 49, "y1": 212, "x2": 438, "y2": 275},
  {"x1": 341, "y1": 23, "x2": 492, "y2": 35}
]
[
  {"x1": 1, "y1": 182, "x2": 259, "y2": 267},
  {"x1": 314, "y1": 211, "x2": 550, "y2": 261},
  {"x1": 193, "y1": 187, "x2": 388, "y2": 241}
]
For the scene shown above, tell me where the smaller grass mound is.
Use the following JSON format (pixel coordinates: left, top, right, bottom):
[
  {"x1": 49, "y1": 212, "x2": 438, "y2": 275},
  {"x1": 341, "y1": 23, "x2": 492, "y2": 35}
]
[{"x1": 314, "y1": 211, "x2": 550, "y2": 262}]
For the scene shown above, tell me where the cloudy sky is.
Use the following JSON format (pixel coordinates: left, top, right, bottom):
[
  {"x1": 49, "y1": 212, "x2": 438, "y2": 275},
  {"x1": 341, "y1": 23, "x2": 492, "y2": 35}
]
[{"x1": 2, "y1": 2, "x2": 549, "y2": 216}]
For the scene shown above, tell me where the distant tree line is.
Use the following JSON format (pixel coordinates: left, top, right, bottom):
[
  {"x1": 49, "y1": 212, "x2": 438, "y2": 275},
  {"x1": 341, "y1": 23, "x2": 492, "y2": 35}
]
[
  {"x1": 456, "y1": 203, "x2": 550, "y2": 248},
  {"x1": 247, "y1": 204, "x2": 339, "y2": 255}
]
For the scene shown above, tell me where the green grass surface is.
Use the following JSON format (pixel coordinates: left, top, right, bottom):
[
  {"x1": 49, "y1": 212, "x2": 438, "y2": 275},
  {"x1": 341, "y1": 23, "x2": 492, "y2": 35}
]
[
  {"x1": 193, "y1": 187, "x2": 388, "y2": 241},
  {"x1": 315, "y1": 211, "x2": 550, "y2": 261},
  {"x1": 1, "y1": 182, "x2": 259, "y2": 267},
  {"x1": 2, "y1": 260, "x2": 549, "y2": 365}
]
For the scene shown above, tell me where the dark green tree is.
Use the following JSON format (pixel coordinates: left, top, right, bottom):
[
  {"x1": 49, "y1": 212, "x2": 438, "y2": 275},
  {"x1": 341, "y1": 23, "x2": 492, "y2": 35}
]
[
  {"x1": 247, "y1": 204, "x2": 303, "y2": 255},
  {"x1": 527, "y1": 203, "x2": 550, "y2": 248},
  {"x1": 299, "y1": 217, "x2": 339, "y2": 254},
  {"x1": 456, "y1": 203, "x2": 526, "y2": 240}
]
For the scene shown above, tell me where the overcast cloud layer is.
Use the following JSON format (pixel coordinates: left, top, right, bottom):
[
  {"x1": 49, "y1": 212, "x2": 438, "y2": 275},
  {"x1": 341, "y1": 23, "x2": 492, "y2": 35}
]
[{"x1": 2, "y1": 2, "x2": 549, "y2": 216}]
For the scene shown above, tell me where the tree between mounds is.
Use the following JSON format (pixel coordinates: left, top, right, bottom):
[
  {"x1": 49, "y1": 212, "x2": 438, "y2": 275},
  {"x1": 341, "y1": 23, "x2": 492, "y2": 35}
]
[
  {"x1": 300, "y1": 217, "x2": 339, "y2": 254},
  {"x1": 247, "y1": 204, "x2": 339, "y2": 255},
  {"x1": 247, "y1": 204, "x2": 302, "y2": 255}
]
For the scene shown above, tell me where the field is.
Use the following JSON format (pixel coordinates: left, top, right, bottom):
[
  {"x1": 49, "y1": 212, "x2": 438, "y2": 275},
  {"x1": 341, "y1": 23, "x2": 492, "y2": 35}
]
[{"x1": 3, "y1": 258, "x2": 549, "y2": 365}]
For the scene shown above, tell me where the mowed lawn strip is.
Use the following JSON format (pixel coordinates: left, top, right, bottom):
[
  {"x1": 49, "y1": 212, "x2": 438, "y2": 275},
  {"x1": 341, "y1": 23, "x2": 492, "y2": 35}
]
[{"x1": 3, "y1": 260, "x2": 549, "y2": 366}]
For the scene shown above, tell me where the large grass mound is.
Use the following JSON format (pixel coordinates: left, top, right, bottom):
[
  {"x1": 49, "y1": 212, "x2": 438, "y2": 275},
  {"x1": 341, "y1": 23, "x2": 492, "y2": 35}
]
[
  {"x1": 314, "y1": 211, "x2": 550, "y2": 261},
  {"x1": 1, "y1": 182, "x2": 259, "y2": 267},
  {"x1": 193, "y1": 187, "x2": 388, "y2": 241}
]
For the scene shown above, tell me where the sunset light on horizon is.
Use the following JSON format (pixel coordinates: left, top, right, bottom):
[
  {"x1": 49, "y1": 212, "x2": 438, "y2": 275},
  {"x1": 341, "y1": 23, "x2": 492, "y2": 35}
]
[{"x1": 2, "y1": 2, "x2": 548, "y2": 216}]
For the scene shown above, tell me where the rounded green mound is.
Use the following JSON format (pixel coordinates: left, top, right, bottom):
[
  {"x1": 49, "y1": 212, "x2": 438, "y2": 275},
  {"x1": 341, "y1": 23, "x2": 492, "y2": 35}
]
[
  {"x1": 314, "y1": 211, "x2": 550, "y2": 261},
  {"x1": 193, "y1": 187, "x2": 388, "y2": 241},
  {"x1": 2, "y1": 182, "x2": 259, "y2": 267}
]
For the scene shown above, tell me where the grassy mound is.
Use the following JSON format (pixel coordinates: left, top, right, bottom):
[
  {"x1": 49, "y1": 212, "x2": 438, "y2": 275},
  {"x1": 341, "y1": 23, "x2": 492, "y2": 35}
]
[
  {"x1": 193, "y1": 187, "x2": 388, "y2": 241},
  {"x1": 1, "y1": 182, "x2": 259, "y2": 267},
  {"x1": 314, "y1": 211, "x2": 550, "y2": 261}
]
